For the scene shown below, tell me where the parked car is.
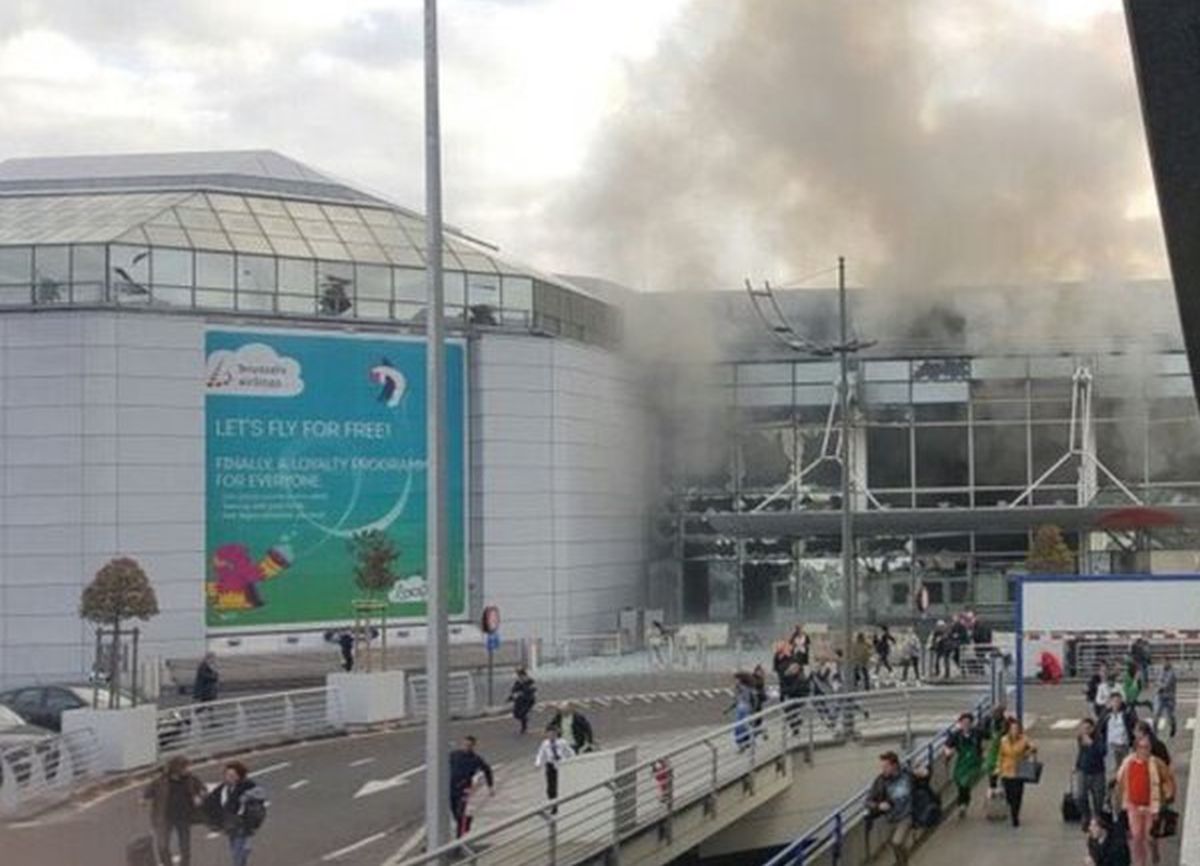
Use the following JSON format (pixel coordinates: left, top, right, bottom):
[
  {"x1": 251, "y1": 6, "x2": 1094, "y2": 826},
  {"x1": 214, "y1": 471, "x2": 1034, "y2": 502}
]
[{"x1": 0, "y1": 685, "x2": 134, "y2": 732}]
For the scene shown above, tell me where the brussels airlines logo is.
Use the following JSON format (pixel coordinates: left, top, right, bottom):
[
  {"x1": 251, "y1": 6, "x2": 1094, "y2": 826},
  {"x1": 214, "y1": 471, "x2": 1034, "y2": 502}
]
[
  {"x1": 206, "y1": 343, "x2": 304, "y2": 397},
  {"x1": 370, "y1": 358, "x2": 406, "y2": 408}
]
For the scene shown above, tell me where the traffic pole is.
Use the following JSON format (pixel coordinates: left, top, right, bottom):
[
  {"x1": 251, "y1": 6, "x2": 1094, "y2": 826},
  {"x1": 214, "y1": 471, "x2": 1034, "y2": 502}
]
[{"x1": 423, "y1": 0, "x2": 450, "y2": 854}]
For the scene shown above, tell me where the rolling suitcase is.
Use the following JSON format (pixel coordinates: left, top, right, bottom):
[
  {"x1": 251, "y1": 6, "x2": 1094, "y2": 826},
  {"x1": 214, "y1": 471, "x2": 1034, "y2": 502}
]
[
  {"x1": 125, "y1": 835, "x2": 156, "y2": 866},
  {"x1": 1062, "y1": 773, "x2": 1082, "y2": 823},
  {"x1": 985, "y1": 787, "x2": 1007, "y2": 822}
]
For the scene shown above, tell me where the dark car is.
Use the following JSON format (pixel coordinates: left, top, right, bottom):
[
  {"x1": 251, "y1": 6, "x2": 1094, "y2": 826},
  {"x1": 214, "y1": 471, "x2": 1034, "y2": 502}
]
[{"x1": 0, "y1": 686, "x2": 91, "y2": 732}]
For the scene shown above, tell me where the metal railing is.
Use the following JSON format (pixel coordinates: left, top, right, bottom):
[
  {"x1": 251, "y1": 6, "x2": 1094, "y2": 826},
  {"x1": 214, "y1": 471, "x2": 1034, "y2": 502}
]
[
  {"x1": 1182, "y1": 696, "x2": 1200, "y2": 866},
  {"x1": 406, "y1": 670, "x2": 479, "y2": 716},
  {"x1": 762, "y1": 689, "x2": 998, "y2": 866},
  {"x1": 557, "y1": 632, "x2": 625, "y2": 664},
  {"x1": 0, "y1": 728, "x2": 105, "y2": 816},
  {"x1": 1075, "y1": 637, "x2": 1200, "y2": 679},
  {"x1": 156, "y1": 687, "x2": 344, "y2": 760},
  {"x1": 401, "y1": 685, "x2": 989, "y2": 866}
]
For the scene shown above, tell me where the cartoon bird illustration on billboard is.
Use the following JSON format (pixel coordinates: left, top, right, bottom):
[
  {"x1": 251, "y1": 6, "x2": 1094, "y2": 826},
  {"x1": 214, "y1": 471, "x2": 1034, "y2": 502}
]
[{"x1": 206, "y1": 539, "x2": 294, "y2": 611}]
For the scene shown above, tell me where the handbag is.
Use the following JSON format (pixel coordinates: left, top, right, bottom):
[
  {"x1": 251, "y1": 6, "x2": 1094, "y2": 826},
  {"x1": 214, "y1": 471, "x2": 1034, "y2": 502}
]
[
  {"x1": 1151, "y1": 807, "x2": 1178, "y2": 838},
  {"x1": 1015, "y1": 759, "x2": 1043, "y2": 784}
]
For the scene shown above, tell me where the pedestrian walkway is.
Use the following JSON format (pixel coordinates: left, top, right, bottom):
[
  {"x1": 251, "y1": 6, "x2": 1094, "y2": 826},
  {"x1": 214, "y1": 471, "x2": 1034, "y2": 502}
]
[{"x1": 910, "y1": 733, "x2": 1191, "y2": 866}]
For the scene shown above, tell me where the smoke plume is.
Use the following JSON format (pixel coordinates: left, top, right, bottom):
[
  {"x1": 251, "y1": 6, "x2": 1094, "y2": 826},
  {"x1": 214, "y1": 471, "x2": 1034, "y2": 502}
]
[{"x1": 558, "y1": 0, "x2": 1167, "y2": 297}]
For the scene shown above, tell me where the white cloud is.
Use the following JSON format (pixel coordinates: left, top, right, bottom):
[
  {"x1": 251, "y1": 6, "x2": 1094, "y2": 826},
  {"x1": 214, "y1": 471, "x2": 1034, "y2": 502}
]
[{"x1": 206, "y1": 343, "x2": 304, "y2": 398}]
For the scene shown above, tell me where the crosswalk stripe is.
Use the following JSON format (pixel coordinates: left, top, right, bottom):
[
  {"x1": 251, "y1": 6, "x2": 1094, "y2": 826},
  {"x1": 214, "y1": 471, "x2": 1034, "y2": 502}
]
[{"x1": 1051, "y1": 719, "x2": 1078, "y2": 730}]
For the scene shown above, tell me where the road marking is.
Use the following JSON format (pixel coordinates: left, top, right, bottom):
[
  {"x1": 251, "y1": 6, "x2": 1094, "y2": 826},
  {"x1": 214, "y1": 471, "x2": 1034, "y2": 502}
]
[
  {"x1": 254, "y1": 761, "x2": 292, "y2": 777},
  {"x1": 288, "y1": 779, "x2": 310, "y2": 790},
  {"x1": 616, "y1": 696, "x2": 632, "y2": 705},
  {"x1": 321, "y1": 831, "x2": 389, "y2": 861},
  {"x1": 594, "y1": 698, "x2": 611, "y2": 708},
  {"x1": 206, "y1": 832, "x2": 221, "y2": 840},
  {"x1": 1188, "y1": 717, "x2": 1197, "y2": 731},
  {"x1": 354, "y1": 764, "x2": 426, "y2": 799},
  {"x1": 350, "y1": 757, "x2": 376, "y2": 768},
  {"x1": 382, "y1": 826, "x2": 427, "y2": 865},
  {"x1": 627, "y1": 714, "x2": 666, "y2": 723},
  {"x1": 1051, "y1": 719, "x2": 1079, "y2": 730}
]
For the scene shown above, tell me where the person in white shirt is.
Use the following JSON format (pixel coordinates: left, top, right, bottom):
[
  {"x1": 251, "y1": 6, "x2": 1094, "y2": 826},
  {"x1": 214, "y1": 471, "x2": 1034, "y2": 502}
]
[{"x1": 535, "y1": 723, "x2": 575, "y2": 810}]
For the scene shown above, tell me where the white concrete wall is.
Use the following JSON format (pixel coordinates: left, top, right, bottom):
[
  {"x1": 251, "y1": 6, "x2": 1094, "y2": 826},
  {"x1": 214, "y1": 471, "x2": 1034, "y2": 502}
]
[
  {"x1": 0, "y1": 315, "x2": 651, "y2": 688},
  {"x1": 473, "y1": 334, "x2": 651, "y2": 646},
  {"x1": 0, "y1": 312, "x2": 206, "y2": 688}
]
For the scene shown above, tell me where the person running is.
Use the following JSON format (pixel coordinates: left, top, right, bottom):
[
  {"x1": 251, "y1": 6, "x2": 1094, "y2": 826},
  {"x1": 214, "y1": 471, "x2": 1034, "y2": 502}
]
[
  {"x1": 449, "y1": 736, "x2": 494, "y2": 838},
  {"x1": 790, "y1": 624, "x2": 812, "y2": 666},
  {"x1": 1133, "y1": 721, "x2": 1175, "y2": 866},
  {"x1": 751, "y1": 664, "x2": 769, "y2": 737},
  {"x1": 943, "y1": 712, "x2": 986, "y2": 819},
  {"x1": 772, "y1": 640, "x2": 794, "y2": 686},
  {"x1": 727, "y1": 672, "x2": 756, "y2": 750},
  {"x1": 337, "y1": 631, "x2": 355, "y2": 672},
  {"x1": 1152, "y1": 662, "x2": 1177, "y2": 738},
  {"x1": 779, "y1": 661, "x2": 809, "y2": 735},
  {"x1": 203, "y1": 762, "x2": 266, "y2": 866},
  {"x1": 1095, "y1": 670, "x2": 1116, "y2": 717},
  {"x1": 143, "y1": 756, "x2": 206, "y2": 866},
  {"x1": 1076, "y1": 718, "x2": 1108, "y2": 833},
  {"x1": 1099, "y1": 691, "x2": 1137, "y2": 774},
  {"x1": 851, "y1": 633, "x2": 873, "y2": 691},
  {"x1": 1116, "y1": 735, "x2": 1172, "y2": 866},
  {"x1": 534, "y1": 723, "x2": 574, "y2": 810},
  {"x1": 549, "y1": 702, "x2": 596, "y2": 754},
  {"x1": 899, "y1": 632, "x2": 922, "y2": 683},
  {"x1": 997, "y1": 717, "x2": 1037, "y2": 827},
  {"x1": 866, "y1": 751, "x2": 914, "y2": 865},
  {"x1": 874, "y1": 626, "x2": 896, "y2": 676},
  {"x1": 508, "y1": 667, "x2": 537, "y2": 735}
]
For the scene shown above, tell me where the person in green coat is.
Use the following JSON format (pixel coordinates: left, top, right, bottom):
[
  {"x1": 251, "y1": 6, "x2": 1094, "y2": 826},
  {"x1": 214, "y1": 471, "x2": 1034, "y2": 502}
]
[{"x1": 943, "y1": 712, "x2": 987, "y2": 818}]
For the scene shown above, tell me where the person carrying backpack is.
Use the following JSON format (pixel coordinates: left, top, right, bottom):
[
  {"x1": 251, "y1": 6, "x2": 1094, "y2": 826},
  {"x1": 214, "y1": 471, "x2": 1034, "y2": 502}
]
[{"x1": 204, "y1": 761, "x2": 266, "y2": 866}]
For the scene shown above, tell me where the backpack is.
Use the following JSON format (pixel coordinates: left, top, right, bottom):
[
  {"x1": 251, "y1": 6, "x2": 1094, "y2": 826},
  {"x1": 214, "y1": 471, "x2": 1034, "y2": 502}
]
[{"x1": 242, "y1": 796, "x2": 267, "y2": 833}]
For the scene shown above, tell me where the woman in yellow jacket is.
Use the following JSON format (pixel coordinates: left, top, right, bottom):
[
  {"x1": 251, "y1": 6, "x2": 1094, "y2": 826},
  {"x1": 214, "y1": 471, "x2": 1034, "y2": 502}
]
[{"x1": 997, "y1": 717, "x2": 1037, "y2": 827}]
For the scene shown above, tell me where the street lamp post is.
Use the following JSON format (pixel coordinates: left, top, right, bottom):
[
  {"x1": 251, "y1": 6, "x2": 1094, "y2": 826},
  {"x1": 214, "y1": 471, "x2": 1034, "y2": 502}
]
[
  {"x1": 836, "y1": 256, "x2": 855, "y2": 660},
  {"x1": 423, "y1": 0, "x2": 450, "y2": 854}
]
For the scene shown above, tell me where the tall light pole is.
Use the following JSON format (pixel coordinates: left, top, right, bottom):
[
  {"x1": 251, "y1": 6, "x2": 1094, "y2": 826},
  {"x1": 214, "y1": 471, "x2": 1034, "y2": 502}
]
[
  {"x1": 745, "y1": 258, "x2": 868, "y2": 657},
  {"x1": 836, "y1": 256, "x2": 855, "y2": 659},
  {"x1": 423, "y1": 0, "x2": 450, "y2": 853}
]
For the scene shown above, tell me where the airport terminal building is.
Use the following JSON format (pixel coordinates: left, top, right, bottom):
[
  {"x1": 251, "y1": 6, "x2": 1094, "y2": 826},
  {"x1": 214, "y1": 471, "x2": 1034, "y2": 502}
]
[
  {"x1": 2, "y1": 149, "x2": 1200, "y2": 689},
  {"x1": 0, "y1": 152, "x2": 651, "y2": 687}
]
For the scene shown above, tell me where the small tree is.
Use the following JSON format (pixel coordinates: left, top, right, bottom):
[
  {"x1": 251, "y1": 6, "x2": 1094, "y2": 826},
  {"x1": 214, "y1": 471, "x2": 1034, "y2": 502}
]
[
  {"x1": 1026, "y1": 524, "x2": 1075, "y2": 574},
  {"x1": 80, "y1": 557, "x2": 159, "y2": 706},
  {"x1": 349, "y1": 531, "x2": 401, "y2": 671},
  {"x1": 350, "y1": 530, "x2": 401, "y2": 597}
]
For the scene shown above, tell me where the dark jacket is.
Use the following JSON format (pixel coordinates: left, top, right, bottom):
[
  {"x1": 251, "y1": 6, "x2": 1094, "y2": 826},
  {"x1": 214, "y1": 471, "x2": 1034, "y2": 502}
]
[
  {"x1": 779, "y1": 667, "x2": 811, "y2": 701},
  {"x1": 449, "y1": 749, "x2": 494, "y2": 794},
  {"x1": 509, "y1": 678, "x2": 536, "y2": 718},
  {"x1": 204, "y1": 778, "x2": 265, "y2": 837},
  {"x1": 192, "y1": 660, "x2": 219, "y2": 703},
  {"x1": 549, "y1": 711, "x2": 595, "y2": 751},
  {"x1": 866, "y1": 769, "x2": 913, "y2": 824},
  {"x1": 1086, "y1": 674, "x2": 1102, "y2": 704},
  {"x1": 1098, "y1": 706, "x2": 1137, "y2": 745},
  {"x1": 1076, "y1": 734, "x2": 1106, "y2": 775},
  {"x1": 144, "y1": 771, "x2": 205, "y2": 830}
]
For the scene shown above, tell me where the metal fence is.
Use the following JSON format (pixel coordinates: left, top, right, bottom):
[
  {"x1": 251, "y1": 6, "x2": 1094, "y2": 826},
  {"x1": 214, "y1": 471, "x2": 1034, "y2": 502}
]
[
  {"x1": 0, "y1": 728, "x2": 105, "y2": 816},
  {"x1": 1074, "y1": 637, "x2": 1200, "y2": 678},
  {"x1": 156, "y1": 687, "x2": 345, "y2": 760},
  {"x1": 406, "y1": 671, "x2": 478, "y2": 717},
  {"x1": 401, "y1": 685, "x2": 991, "y2": 866},
  {"x1": 762, "y1": 689, "x2": 1000, "y2": 866}
]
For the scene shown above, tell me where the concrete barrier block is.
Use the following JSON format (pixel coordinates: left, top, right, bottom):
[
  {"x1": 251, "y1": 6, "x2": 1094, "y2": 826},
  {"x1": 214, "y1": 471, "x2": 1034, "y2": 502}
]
[
  {"x1": 328, "y1": 671, "x2": 406, "y2": 724},
  {"x1": 61, "y1": 704, "x2": 157, "y2": 772}
]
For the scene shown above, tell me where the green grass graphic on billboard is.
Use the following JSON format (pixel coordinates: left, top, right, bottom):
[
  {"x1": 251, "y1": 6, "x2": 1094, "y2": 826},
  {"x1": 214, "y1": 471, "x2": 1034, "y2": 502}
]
[{"x1": 204, "y1": 329, "x2": 466, "y2": 629}]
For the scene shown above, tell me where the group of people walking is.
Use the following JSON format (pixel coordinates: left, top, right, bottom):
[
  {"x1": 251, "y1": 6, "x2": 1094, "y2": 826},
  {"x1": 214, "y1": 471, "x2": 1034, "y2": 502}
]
[{"x1": 139, "y1": 758, "x2": 267, "y2": 866}]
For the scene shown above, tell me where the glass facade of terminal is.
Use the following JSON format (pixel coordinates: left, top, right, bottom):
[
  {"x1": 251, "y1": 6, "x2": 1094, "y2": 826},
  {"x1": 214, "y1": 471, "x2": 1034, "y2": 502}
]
[
  {"x1": 672, "y1": 350, "x2": 1200, "y2": 624},
  {"x1": 0, "y1": 191, "x2": 619, "y2": 346}
]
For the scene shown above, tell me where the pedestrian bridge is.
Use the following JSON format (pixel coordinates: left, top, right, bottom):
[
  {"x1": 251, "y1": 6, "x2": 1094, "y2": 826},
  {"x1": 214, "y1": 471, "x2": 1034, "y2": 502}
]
[{"x1": 402, "y1": 686, "x2": 996, "y2": 866}]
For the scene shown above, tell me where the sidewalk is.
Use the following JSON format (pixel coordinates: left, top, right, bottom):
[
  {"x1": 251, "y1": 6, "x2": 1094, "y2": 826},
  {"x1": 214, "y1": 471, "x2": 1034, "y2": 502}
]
[{"x1": 911, "y1": 734, "x2": 1190, "y2": 866}]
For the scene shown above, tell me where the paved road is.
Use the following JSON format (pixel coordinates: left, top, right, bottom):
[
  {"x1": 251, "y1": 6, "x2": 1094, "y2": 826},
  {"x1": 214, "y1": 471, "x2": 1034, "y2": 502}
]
[{"x1": 0, "y1": 690, "x2": 736, "y2": 866}]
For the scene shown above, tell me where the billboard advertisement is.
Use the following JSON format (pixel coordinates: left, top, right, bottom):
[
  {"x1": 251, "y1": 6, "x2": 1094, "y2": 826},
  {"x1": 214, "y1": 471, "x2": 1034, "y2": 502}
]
[{"x1": 204, "y1": 328, "x2": 466, "y2": 629}]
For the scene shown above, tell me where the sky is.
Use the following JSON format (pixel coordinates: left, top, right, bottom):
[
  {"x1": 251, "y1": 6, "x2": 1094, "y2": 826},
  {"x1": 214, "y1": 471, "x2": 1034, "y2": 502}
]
[{"x1": 0, "y1": 0, "x2": 1166, "y2": 291}]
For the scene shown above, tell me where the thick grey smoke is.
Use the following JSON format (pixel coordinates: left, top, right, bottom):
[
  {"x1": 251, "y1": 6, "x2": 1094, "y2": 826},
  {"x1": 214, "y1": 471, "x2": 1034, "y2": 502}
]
[{"x1": 558, "y1": 0, "x2": 1166, "y2": 299}]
